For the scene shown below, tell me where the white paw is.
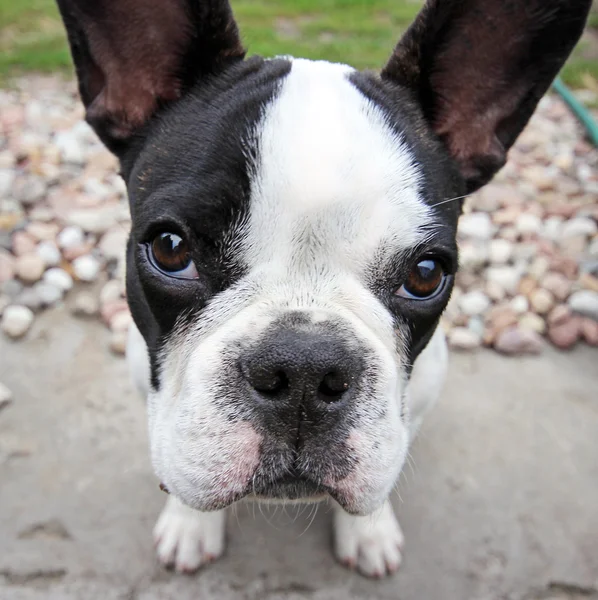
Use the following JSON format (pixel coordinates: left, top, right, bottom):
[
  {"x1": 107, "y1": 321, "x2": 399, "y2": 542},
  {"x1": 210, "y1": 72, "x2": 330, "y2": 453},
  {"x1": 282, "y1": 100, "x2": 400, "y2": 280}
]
[
  {"x1": 333, "y1": 499, "x2": 404, "y2": 578},
  {"x1": 153, "y1": 496, "x2": 226, "y2": 574}
]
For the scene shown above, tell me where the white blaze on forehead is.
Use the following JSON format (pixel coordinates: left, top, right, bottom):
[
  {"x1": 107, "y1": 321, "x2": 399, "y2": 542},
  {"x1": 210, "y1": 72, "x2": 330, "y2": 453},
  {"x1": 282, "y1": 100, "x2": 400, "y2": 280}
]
[{"x1": 243, "y1": 58, "x2": 431, "y2": 275}]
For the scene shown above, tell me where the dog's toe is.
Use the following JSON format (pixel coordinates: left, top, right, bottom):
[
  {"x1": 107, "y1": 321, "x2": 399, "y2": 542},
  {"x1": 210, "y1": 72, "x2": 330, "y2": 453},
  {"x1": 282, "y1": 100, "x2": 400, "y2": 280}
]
[
  {"x1": 333, "y1": 499, "x2": 404, "y2": 578},
  {"x1": 153, "y1": 496, "x2": 226, "y2": 573}
]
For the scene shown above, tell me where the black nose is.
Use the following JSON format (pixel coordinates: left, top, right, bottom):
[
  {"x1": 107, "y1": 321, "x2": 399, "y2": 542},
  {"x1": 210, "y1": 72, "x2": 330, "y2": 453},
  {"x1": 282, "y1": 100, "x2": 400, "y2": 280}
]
[{"x1": 241, "y1": 329, "x2": 361, "y2": 406}]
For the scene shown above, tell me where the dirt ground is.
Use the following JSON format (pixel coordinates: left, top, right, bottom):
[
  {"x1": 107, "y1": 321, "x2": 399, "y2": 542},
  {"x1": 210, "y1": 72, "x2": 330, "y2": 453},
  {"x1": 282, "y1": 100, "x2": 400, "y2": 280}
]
[{"x1": 1, "y1": 307, "x2": 597, "y2": 600}]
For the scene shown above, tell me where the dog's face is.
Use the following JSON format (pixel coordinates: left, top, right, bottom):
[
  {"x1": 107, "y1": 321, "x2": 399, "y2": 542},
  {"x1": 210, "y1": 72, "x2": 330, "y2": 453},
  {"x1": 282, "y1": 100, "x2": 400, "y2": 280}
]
[{"x1": 57, "y1": 0, "x2": 590, "y2": 514}]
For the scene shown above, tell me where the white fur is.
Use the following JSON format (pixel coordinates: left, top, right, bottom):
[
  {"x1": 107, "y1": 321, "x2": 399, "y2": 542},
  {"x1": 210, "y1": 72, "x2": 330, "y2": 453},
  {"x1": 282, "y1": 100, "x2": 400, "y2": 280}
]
[
  {"x1": 154, "y1": 496, "x2": 226, "y2": 573},
  {"x1": 333, "y1": 499, "x2": 404, "y2": 577}
]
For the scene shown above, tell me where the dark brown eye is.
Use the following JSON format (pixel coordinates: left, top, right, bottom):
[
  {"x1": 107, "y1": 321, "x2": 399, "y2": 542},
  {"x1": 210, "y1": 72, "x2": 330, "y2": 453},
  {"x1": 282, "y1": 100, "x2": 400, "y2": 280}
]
[
  {"x1": 149, "y1": 232, "x2": 198, "y2": 278},
  {"x1": 396, "y1": 258, "x2": 445, "y2": 300}
]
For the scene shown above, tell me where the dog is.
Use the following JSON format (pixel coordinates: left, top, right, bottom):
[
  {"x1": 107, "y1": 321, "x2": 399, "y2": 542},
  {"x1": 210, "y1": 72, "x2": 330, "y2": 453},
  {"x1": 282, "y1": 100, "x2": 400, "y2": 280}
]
[{"x1": 56, "y1": 0, "x2": 590, "y2": 579}]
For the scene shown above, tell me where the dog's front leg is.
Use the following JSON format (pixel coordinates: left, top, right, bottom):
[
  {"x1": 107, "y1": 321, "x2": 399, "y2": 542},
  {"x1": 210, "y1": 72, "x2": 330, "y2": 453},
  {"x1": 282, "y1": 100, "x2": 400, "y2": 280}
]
[
  {"x1": 153, "y1": 496, "x2": 227, "y2": 573},
  {"x1": 333, "y1": 499, "x2": 404, "y2": 578}
]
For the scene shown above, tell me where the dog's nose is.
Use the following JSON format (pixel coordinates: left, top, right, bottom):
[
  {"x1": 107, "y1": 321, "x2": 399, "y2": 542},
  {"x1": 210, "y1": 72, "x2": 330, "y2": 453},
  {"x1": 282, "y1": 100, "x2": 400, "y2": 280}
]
[{"x1": 241, "y1": 330, "x2": 360, "y2": 406}]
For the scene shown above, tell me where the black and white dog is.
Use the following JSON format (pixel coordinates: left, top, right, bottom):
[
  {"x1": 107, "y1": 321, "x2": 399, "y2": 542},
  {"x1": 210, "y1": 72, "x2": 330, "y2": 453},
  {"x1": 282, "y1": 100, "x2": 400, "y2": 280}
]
[{"x1": 57, "y1": 0, "x2": 590, "y2": 578}]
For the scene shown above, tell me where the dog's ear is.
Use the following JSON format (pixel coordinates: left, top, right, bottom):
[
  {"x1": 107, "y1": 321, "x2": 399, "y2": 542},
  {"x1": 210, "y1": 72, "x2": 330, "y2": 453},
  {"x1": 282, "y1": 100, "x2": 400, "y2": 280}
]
[
  {"x1": 56, "y1": 0, "x2": 245, "y2": 152},
  {"x1": 382, "y1": 0, "x2": 591, "y2": 193}
]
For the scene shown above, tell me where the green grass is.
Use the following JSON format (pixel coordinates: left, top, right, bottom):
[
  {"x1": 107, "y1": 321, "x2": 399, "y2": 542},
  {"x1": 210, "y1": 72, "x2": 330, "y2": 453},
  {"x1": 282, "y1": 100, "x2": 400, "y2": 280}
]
[{"x1": 1, "y1": 0, "x2": 597, "y2": 88}]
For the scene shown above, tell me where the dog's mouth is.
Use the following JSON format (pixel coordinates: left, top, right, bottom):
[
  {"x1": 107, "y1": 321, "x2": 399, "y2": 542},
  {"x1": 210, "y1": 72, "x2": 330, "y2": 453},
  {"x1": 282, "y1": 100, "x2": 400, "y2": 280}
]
[{"x1": 248, "y1": 471, "x2": 329, "y2": 502}]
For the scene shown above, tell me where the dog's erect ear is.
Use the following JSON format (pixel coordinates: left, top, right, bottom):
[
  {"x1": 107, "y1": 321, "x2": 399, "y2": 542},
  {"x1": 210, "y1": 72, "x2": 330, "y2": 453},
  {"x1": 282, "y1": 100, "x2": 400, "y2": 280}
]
[
  {"x1": 382, "y1": 0, "x2": 591, "y2": 193},
  {"x1": 56, "y1": 0, "x2": 245, "y2": 152}
]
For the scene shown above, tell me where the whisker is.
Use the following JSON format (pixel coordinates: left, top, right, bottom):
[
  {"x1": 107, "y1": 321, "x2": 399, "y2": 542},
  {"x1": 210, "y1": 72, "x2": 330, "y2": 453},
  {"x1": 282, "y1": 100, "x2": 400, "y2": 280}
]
[
  {"x1": 430, "y1": 192, "x2": 472, "y2": 208},
  {"x1": 299, "y1": 503, "x2": 319, "y2": 537}
]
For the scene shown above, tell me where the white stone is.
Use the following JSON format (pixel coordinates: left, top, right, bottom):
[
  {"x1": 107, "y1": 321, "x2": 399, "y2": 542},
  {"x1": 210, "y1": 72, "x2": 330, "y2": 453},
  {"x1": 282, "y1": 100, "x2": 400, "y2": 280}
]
[
  {"x1": 568, "y1": 290, "x2": 598, "y2": 321},
  {"x1": 560, "y1": 217, "x2": 597, "y2": 239},
  {"x1": 36, "y1": 241, "x2": 61, "y2": 267},
  {"x1": 73, "y1": 254, "x2": 101, "y2": 282},
  {"x1": 448, "y1": 327, "x2": 481, "y2": 351},
  {"x1": 1, "y1": 305, "x2": 34, "y2": 338},
  {"x1": 98, "y1": 228, "x2": 128, "y2": 262},
  {"x1": 542, "y1": 216, "x2": 564, "y2": 241},
  {"x1": 0, "y1": 170, "x2": 16, "y2": 197},
  {"x1": 100, "y1": 279, "x2": 123, "y2": 305},
  {"x1": 72, "y1": 292, "x2": 99, "y2": 317},
  {"x1": 489, "y1": 239, "x2": 513, "y2": 264},
  {"x1": 43, "y1": 268, "x2": 73, "y2": 292},
  {"x1": 57, "y1": 226, "x2": 85, "y2": 249},
  {"x1": 110, "y1": 310, "x2": 132, "y2": 333},
  {"x1": 34, "y1": 282, "x2": 63, "y2": 307},
  {"x1": 67, "y1": 206, "x2": 119, "y2": 234},
  {"x1": 459, "y1": 290, "x2": 491, "y2": 316},
  {"x1": 458, "y1": 213, "x2": 493, "y2": 240},
  {"x1": 510, "y1": 295, "x2": 529, "y2": 315},
  {"x1": 54, "y1": 130, "x2": 87, "y2": 165},
  {"x1": 486, "y1": 266, "x2": 522, "y2": 295},
  {"x1": 459, "y1": 242, "x2": 488, "y2": 270},
  {"x1": 515, "y1": 213, "x2": 543, "y2": 236}
]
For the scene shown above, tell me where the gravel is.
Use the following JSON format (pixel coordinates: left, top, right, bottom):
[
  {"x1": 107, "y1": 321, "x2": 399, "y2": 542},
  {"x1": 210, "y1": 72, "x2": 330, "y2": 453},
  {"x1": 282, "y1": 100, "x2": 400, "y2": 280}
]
[{"x1": 1, "y1": 76, "x2": 597, "y2": 355}]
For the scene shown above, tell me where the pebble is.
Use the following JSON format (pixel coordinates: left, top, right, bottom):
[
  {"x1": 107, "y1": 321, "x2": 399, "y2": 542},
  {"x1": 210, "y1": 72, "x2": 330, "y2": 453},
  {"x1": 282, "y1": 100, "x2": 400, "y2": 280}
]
[
  {"x1": 57, "y1": 226, "x2": 85, "y2": 249},
  {"x1": 2, "y1": 279, "x2": 23, "y2": 299},
  {"x1": 515, "y1": 213, "x2": 543, "y2": 236},
  {"x1": 458, "y1": 213, "x2": 493, "y2": 240},
  {"x1": 568, "y1": 290, "x2": 598, "y2": 321},
  {"x1": 109, "y1": 310, "x2": 132, "y2": 333},
  {"x1": 560, "y1": 217, "x2": 597, "y2": 239},
  {"x1": 34, "y1": 281, "x2": 63, "y2": 307},
  {"x1": 100, "y1": 279, "x2": 123, "y2": 305},
  {"x1": 486, "y1": 266, "x2": 522, "y2": 295},
  {"x1": 448, "y1": 327, "x2": 481, "y2": 351},
  {"x1": 26, "y1": 222, "x2": 59, "y2": 242},
  {"x1": 489, "y1": 239, "x2": 513, "y2": 264},
  {"x1": 494, "y1": 326, "x2": 544, "y2": 355},
  {"x1": 519, "y1": 312, "x2": 546, "y2": 335},
  {"x1": 98, "y1": 227, "x2": 128, "y2": 261},
  {"x1": 72, "y1": 291, "x2": 100, "y2": 317},
  {"x1": 1, "y1": 305, "x2": 34, "y2": 338},
  {"x1": 36, "y1": 241, "x2": 61, "y2": 267},
  {"x1": 13, "y1": 176, "x2": 46, "y2": 206},
  {"x1": 14, "y1": 253, "x2": 45, "y2": 283},
  {"x1": 100, "y1": 299, "x2": 129, "y2": 325},
  {"x1": 540, "y1": 272, "x2": 571, "y2": 302},
  {"x1": 67, "y1": 206, "x2": 119, "y2": 234},
  {"x1": 17, "y1": 288, "x2": 42, "y2": 311},
  {"x1": 11, "y1": 231, "x2": 37, "y2": 256},
  {"x1": 548, "y1": 316, "x2": 582, "y2": 350},
  {"x1": 510, "y1": 295, "x2": 530, "y2": 314},
  {"x1": 529, "y1": 288, "x2": 555, "y2": 315},
  {"x1": 54, "y1": 130, "x2": 87, "y2": 165},
  {"x1": 0, "y1": 251, "x2": 15, "y2": 283},
  {"x1": 43, "y1": 268, "x2": 73, "y2": 292},
  {"x1": 580, "y1": 318, "x2": 598, "y2": 346},
  {"x1": 0, "y1": 381, "x2": 13, "y2": 410},
  {"x1": 72, "y1": 254, "x2": 101, "y2": 282},
  {"x1": 548, "y1": 305, "x2": 572, "y2": 327},
  {"x1": 109, "y1": 330, "x2": 128, "y2": 355},
  {"x1": 459, "y1": 291, "x2": 491, "y2": 317}
]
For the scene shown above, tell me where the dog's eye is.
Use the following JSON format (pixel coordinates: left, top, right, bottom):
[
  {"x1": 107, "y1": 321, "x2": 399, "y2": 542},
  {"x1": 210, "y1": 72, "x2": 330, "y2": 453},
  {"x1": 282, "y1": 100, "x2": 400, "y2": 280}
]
[
  {"x1": 396, "y1": 258, "x2": 446, "y2": 300},
  {"x1": 149, "y1": 232, "x2": 198, "y2": 279}
]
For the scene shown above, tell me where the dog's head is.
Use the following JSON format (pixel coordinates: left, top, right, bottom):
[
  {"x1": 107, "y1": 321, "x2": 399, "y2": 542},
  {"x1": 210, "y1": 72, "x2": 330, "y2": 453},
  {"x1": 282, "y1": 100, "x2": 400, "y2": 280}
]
[{"x1": 58, "y1": 0, "x2": 590, "y2": 514}]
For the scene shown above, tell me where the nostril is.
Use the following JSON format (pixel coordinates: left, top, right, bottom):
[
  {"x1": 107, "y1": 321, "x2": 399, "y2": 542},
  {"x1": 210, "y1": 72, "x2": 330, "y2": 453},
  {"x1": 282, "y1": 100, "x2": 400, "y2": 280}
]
[
  {"x1": 317, "y1": 370, "x2": 351, "y2": 403},
  {"x1": 251, "y1": 369, "x2": 290, "y2": 396}
]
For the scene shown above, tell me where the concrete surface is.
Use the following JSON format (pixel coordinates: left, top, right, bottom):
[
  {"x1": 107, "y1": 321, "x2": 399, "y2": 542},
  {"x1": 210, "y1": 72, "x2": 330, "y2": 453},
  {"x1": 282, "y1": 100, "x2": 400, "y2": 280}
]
[{"x1": 0, "y1": 308, "x2": 597, "y2": 600}]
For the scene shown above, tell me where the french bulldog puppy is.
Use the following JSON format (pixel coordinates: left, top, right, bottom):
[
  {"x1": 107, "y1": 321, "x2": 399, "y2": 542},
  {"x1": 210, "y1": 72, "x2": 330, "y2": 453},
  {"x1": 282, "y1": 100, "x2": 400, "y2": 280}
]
[{"x1": 56, "y1": 0, "x2": 591, "y2": 578}]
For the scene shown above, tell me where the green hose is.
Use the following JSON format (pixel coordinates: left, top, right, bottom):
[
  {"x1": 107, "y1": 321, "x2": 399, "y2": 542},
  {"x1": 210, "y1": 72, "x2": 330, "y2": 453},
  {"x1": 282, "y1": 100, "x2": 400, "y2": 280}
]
[{"x1": 552, "y1": 77, "x2": 598, "y2": 147}]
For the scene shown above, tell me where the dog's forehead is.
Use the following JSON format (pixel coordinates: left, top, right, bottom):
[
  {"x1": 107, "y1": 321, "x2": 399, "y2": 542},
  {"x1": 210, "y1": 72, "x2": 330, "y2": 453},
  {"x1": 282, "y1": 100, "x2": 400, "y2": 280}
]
[{"x1": 242, "y1": 58, "x2": 432, "y2": 274}]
